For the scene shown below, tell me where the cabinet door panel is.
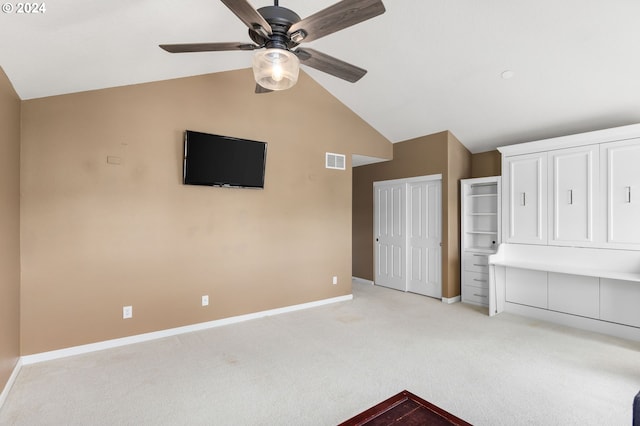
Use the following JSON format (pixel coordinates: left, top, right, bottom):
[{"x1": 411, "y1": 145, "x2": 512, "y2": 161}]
[
  {"x1": 602, "y1": 139, "x2": 640, "y2": 248},
  {"x1": 504, "y1": 153, "x2": 547, "y2": 244},
  {"x1": 548, "y1": 272, "x2": 599, "y2": 318},
  {"x1": 549, "y1": 146, "x2": 598, "y2": 245},
  {"x1": 600, "y1": 278, "x2": 640, "y2": 328},
  {"x1": 505, "y1": 267, "x2": 548, "y2": 308}
]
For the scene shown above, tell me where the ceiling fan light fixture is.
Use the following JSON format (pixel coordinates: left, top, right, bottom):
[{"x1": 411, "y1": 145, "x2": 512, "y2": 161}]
[{"x1": 252, "y1": 48, "x2": 299, "y2": 91}]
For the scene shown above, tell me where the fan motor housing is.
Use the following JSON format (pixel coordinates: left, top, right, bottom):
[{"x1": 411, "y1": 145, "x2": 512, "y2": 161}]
[{"x1": 249, "y1": 6, "x2": 301, "y2": 49}]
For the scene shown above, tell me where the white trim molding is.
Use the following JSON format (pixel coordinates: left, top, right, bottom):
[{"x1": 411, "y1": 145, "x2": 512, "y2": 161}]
[
  {"x1": 498, "y1": 123, "x2": 640, "y2": 156},
  {"x1": 442, "y1": 296, "x2": 461, "y2": 304},
  {"x1": 21, "y1": 294, "x2": 353, "y2": 365},
  {"x1": 373, "y1": 173, "x2": 442, "y2": 187},
  {"x1": 0, "y1": 359, "x2": 22, "y2": 410}
]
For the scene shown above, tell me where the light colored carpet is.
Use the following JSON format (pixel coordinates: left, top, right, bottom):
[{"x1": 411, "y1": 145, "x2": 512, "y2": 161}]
[{"x1": 1, "y1": 280, "x2": 639, "y2": 425}]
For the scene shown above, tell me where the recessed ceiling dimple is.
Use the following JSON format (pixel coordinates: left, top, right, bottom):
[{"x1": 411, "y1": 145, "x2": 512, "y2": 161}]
[{"x1": 501, "y1": 70, "x2": 515, "y2": 79}]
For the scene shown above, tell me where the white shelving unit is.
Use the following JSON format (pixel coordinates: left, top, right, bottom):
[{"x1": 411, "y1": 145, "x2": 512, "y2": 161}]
[{"x1": 460, "y1": 176, "x2": 501, "y2": 307}]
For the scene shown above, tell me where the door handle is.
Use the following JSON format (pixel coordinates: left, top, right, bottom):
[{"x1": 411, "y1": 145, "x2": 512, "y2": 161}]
[
  {"x1": 568, "y1": 189, "x2": 573, "y2": 205},
  {"x1": 376, "y1": 238, "x2": 379, "y2": 242},
  {"x1": 626, "y1": 186, "x2": 632, "y2": 203},
  {"x1": 520, "y1": 192, "x2": 526, "y2": 206}
]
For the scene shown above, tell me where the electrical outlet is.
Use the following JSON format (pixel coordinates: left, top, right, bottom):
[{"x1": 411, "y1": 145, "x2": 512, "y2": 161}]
[
  {"x1": 332, "y1": 276, "x2": 338, "y2": 285},
  {"x1": 122, "y1": 305, "x2": 132, "y2": 319},
  {"x1": 201, "y1": 295, "x2": 209, "y2": 306}
]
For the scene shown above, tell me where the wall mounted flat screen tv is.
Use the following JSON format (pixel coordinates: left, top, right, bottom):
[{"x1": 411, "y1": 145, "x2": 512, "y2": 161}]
[{"x1": 183, "y1": 130, "x2": 267, "y2": 189}]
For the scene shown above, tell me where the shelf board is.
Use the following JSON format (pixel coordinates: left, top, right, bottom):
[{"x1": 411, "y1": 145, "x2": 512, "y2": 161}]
[
  {"x1": 465, "y1": 247, "x2": 498, "y2": 254},
  {"x1": 467, "y1": 193, "x2": 498, "y2": 198},
  {"x1": 466, "y1": 230, "x2": 498, "y2": 235},
  {"x1": 469, "y1": 212, "x2": 497, "y2": 216}
]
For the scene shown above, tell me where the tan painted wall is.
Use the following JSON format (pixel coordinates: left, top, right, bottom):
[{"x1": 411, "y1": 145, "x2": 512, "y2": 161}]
[
  {"x1": 0, "y1": 67, "x2": 21, "y2": 389},
  {"x1": 446, "y1": 133, "x2": 472, "y2": 298},
  {"x1": 20, "y1": 68, "x2": 391, "y2": 354},
  {"x1": 471, "y1": 150, "x2": 501, "y2": 178},
  {"x1": 352, "y1": 131, "x2": 472, "y2": 298}
]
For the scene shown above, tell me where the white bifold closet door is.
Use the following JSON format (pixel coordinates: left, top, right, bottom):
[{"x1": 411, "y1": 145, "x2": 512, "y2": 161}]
[{"x1": 374, "y1": 175, "x2": 442, "y2": 299}]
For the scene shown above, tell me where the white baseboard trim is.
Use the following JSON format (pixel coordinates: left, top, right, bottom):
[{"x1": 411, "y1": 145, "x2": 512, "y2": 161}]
[
  {"x1": 21, "y1": 294, "x2": 353, "y2": 365},
  {"x1": 0, "y1": 358, "x2": 22, "y2": 410},
  {"x1": 352, "y1": 276, "x2": 374, "y2": 285},
  {"x1": 504, "y1": 302, "x2": 640, "y2": 342},
  {"x1": 442, "y1": 295, "x2": 461, "y2": 304}
]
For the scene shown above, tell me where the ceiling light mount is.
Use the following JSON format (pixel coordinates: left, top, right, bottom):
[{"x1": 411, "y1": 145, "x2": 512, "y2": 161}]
[{"x1": 501, "y1": 70, "x2": 515, "y2": 80}]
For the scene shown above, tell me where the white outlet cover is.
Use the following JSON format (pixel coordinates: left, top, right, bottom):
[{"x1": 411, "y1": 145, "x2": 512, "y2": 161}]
[
  {"x1": 123, "y1": 306, "x2": 132, "y2": 319},
  {"x1": 202, "y1": 295, "x2": 209, "y2": 306},
  {"x1": 332, "y1": 276, "x2": 338, "y2": 285}
]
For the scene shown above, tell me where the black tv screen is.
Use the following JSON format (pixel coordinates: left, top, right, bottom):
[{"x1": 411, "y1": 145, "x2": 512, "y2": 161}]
[{"x1": 183, "y1": 130, "x2": 267, "y2": 189}]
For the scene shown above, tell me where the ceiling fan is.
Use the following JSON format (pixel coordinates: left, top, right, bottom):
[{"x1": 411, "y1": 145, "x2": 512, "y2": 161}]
[{"x1": 159, "y1": 0, "x2": 386, "y2": 93}]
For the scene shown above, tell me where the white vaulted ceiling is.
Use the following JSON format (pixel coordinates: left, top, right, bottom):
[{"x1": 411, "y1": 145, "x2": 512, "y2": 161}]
[{"x1": 2, "y1": 0, "x2": 640, "y2": 153}]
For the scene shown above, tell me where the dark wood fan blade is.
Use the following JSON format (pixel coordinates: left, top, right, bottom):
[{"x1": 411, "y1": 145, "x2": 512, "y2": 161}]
[
  {"x1": 255, "y1": 84, "x2": 273, "y2": 94},
  {"x1": 288, "y1": 0, "x2": 385, "y2": 43},
  {"x1": 295, "y1": 48, "x2": 367, "y2": 83},
  {"x1": 159, "y1": 42, "x2": 259, "y2": 53},
  {"x1": 220, "y1": 0, "x2": 272, "y2": 37}
]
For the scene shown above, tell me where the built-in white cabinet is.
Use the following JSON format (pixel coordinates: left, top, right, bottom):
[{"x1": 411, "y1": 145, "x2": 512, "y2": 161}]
[
  {"x1": 462, "y1": 253, "x2": 491, "y2": 306},
  {"x1": 497, "y1": 263, "x2": 640, "y2": 335},
  {"x1": 501, "y1": 130, "x2": 640, "y2": 250},
  {"x1": 491, "y1": 124, "x2": 640, "y2": 342},
  {"x1": 461, "y1": 176, "x2": 500, "y2": 307},
  {"x1": 547, "y1": 272, "x2": 599, "y2": 318},
  {"x1": 601, "y1": 138, "x2": 640, "y2": 249},
  {"x1": 503, "y1": 153, "x2": 547, "y2": 245},
  {"x1": 549, "y1": 145, "x2": 599, "y2": 246},
  {"x1": 600, "y1": 278, "x2": 640, "y2": 328},
  {"x1": 505, "y1": 268, "x2": 547, "y2": 309}
]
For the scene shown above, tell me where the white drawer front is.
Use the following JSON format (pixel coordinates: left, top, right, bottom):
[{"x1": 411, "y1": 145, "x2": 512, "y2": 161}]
[
  {"x1": 463, "y1": 252, "x2": 490, "y2": 274},
  {"x1": 463, "y1": 284, "x2": 489, "y2": 306},
  {"x1": 463, "y1": 270, "x2": 490, "y2": 289}
]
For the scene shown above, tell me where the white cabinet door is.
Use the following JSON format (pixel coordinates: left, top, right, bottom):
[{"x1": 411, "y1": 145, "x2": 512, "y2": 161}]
[
  {"x1": 600, "y1": 278, "x2": 640, "y2": 328},
  {"x1": 505, "y1": 267, "x2": 548, "y2": 308},
  {"x1": 548, "y1": 272, "x2": 599, "y2": 318},
  {"x1": 601, "y1": 138, "x2": 640, "y2": 249},
  {"x1": 504, "y1": 153, "x2": 548, "y2": 244},
  {"x1": 548, "y1": 145, "x2": 599, "y2": 246}
]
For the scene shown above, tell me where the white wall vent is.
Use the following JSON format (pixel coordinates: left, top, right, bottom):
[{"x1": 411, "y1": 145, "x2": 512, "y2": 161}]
[{"x1": 325, "y1": 152, "x2": 346, "y2": 170}]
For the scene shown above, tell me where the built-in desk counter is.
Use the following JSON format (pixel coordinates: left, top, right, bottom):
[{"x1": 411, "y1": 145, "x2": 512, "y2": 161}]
[{"x1": 489, "y1": 243, "x2": 640, "y2": 341}]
